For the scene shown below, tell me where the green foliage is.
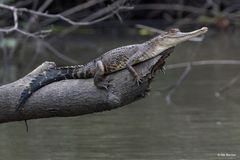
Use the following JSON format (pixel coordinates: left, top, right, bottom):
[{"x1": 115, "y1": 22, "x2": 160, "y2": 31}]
[
  {"x1": 0, "y1": 38, "x2": 17, "y2": 48},
  {"x1": 138, "y1": 28, "x2": 155, "y2": 36},
  {"x1": 2, "y1": 0, "x2": 16, "y2": 4}
]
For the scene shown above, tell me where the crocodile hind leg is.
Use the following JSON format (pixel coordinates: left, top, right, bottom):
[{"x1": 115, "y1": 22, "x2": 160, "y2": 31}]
[
  {"x1": 27, "y1": 61, "x2": 56, "y2": 77},
  {"x1": 94, "y1": 60, "x2": 111, "y2": 90}
]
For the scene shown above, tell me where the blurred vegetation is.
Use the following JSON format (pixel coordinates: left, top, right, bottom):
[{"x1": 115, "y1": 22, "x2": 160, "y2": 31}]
[{"x1": 0, "y1": 0, "x2": 239, "y2": 84}]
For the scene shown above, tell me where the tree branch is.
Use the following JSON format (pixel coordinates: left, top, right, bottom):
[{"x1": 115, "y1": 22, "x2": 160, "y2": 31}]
[
  {"x1": 0, "y1": 1, "x2": 128, "y2": 37},
  {"x1": 0, "y1": 48, "x2": 173, "y2": 123}
]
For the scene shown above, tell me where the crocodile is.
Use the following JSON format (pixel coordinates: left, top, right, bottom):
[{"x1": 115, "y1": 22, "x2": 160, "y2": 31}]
[{"x1": 16, "y1": 27, "x2": 208, "y2": 111}]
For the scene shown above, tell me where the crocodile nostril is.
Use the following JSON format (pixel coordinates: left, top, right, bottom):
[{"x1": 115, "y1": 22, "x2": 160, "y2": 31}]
[{"x1": 168, "y1": 28, "x2": 180, "y2": 33}]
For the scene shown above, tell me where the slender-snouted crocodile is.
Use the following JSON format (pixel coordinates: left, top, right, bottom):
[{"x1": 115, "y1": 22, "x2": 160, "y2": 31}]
[{"x1": 16, "y1": 27, "x2": 208, "y2": 111}]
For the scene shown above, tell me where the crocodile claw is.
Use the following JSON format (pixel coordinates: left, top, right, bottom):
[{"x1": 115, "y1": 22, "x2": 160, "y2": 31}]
[
  {"x1": 135, "y1": 76, "x2": 143, "y2": 86},
  {"x1": 96, "y1": 78, "x2": 113, "y2": 90},
  {"x1": 98, "y1": 82, "x2": 112, "y2": 90}
]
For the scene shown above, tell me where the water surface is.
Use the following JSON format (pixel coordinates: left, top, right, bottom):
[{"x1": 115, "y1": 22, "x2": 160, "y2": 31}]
[{"x1": 0, "y1": 29, "x2": 239, "y2": 160}]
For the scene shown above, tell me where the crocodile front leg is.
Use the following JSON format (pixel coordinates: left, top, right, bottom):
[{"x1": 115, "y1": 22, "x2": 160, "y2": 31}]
[{"x1": 126, "y1": 51, "x2": 143, "y2": 86}]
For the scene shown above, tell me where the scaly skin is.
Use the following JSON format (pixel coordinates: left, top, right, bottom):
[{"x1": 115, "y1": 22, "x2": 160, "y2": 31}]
[{"x1": 16, "y1": 27, "x2": 208, "y2": 111}]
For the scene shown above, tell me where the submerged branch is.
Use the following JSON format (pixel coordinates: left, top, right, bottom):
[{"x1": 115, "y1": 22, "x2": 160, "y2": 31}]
[
  {"x1": 164, "y1": 60, "x2": 240, "y2": 104},
  {"x1": 165, "y1": 63, "x2": 192, "y2": 105},
  {"x1": 166, "y1": 60, "x2": 240, "y2": 70},
  {"x1": 215, "y1": 72, "x2": 240, "y2": 97}
]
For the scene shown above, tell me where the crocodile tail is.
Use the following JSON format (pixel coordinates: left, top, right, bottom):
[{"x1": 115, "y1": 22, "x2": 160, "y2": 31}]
[{"x1": 16, "y1": 68, "x2": 73, "y2": 112}]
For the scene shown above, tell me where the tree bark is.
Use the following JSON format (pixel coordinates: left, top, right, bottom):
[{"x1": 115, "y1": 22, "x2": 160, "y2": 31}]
[{"x1": 0, "y1": 48, "x2": 173, "y2": 123}]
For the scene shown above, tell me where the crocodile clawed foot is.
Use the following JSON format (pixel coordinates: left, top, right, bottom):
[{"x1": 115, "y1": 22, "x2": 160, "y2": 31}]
[
  {"x1": 97, "y1": 82, "x2": 112, "y2": 90},
  {"x1": 96, "y1": 78, "x2": 113, "y2": 90},
  {"x1": 135, "y1": 76, "x2": 143, "y2": 86}
]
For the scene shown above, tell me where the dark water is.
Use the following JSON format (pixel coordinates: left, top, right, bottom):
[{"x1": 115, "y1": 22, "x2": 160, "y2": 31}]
[{"x1": 0, "y1": 29, "x2": 240, "y2": 160}]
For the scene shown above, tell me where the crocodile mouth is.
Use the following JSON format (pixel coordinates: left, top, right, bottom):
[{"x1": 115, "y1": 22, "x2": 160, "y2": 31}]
[{"x1": 165, "y1": 27, "x2": 208, "y2": 42}]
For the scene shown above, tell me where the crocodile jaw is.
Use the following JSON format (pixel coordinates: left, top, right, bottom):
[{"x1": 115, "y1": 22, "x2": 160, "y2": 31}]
[
  {"x1": 163, "y1": 27, "x2": 208, "y2": 45},
  {"x1": 152, "y1": 27, "x2": 208, "y2": 53}
]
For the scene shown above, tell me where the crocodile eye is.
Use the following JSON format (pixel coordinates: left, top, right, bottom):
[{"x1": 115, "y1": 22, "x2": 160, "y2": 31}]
[{"x1": 168, "y1": 28, "x2": 180, "y2": 34}]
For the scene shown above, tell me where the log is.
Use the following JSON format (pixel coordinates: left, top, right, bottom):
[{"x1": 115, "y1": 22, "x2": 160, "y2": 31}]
[{"x1": 0, "y1": 48, "x2": 173, "y2": 123}]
